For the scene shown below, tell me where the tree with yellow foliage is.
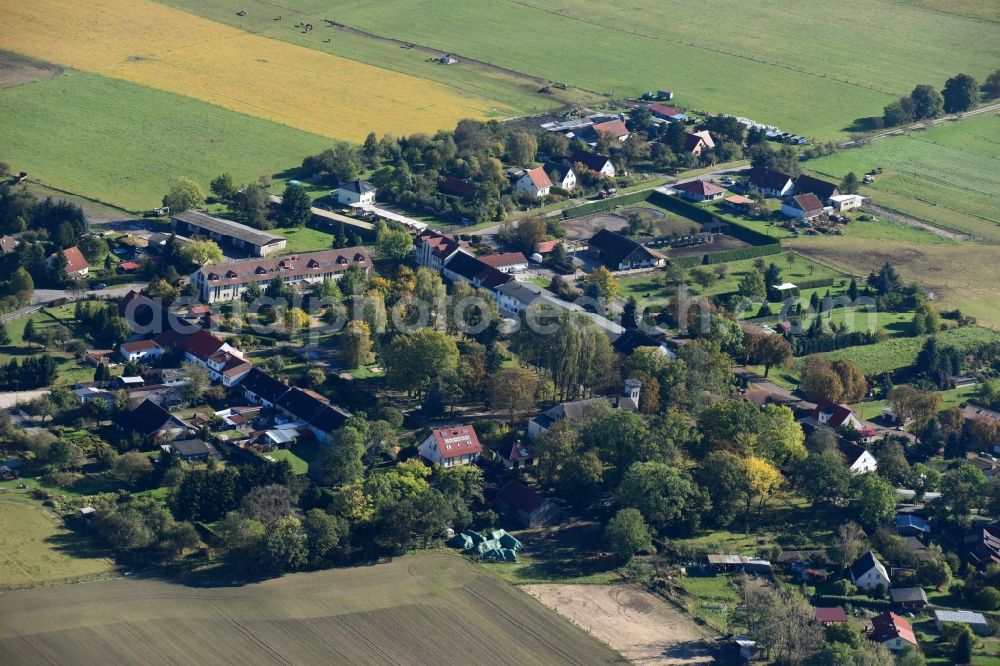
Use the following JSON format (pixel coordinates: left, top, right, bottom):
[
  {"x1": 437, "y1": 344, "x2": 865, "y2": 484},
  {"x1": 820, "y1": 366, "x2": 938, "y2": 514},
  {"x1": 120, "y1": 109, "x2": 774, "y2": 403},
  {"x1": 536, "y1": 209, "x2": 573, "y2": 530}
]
[
  {"x1": 743, "y1": 455, "x2": 783, "y2": 531},
  {"x1": 584, "y1": 266, "x2": 619, "y2": 300}
]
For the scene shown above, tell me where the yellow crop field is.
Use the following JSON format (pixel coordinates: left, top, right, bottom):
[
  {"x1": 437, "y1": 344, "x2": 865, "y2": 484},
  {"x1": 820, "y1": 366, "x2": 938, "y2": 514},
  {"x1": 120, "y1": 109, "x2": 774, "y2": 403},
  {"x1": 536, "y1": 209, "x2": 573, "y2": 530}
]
[{"x1": 0, "y1": 0, "x2": 510, "y2": 141}]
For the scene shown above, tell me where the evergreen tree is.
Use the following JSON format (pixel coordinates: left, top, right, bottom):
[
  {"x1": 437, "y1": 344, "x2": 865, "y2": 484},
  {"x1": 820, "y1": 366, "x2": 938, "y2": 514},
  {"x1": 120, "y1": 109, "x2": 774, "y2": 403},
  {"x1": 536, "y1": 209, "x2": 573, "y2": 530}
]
[
  {"x1": 847, "y1": 278, "x2": 859, "y2": 301},
  {"x1": 23, "y1": 318, "x2": 37, "y2": 349},
  {"x1": 621, "y1": 296, "x2": 639, "y2": 329},
  {"x1": 0, "y1": 322, "x2": 9, "y2": 346}
]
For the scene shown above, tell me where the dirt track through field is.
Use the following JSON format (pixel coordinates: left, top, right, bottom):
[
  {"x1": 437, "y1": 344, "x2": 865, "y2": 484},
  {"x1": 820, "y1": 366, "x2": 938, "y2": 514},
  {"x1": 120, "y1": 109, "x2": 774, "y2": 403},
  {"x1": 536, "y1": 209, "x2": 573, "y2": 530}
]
[
  {"x1": 524, "y1": 584, "x2": 715, "y2": 665},
  {"x1": 0, "y1": 51, "x2": 62, "y2": 88}
]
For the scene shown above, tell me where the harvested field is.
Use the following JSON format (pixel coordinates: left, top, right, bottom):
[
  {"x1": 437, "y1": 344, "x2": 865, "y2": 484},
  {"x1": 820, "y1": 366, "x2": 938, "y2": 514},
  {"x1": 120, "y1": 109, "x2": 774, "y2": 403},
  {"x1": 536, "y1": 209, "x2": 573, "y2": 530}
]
[
  {"x1": 0, "y1": 51, "x2": 62, "y2": 88},
  {"x1": 0, "y1": 0, "x2": 509, "y2": 141},
  {"x1": 524, "y1": 584, "x2": 715, "y2": 665},
  {"x1": 0, "y1": 552, "x2": 626, "y2": 665}
]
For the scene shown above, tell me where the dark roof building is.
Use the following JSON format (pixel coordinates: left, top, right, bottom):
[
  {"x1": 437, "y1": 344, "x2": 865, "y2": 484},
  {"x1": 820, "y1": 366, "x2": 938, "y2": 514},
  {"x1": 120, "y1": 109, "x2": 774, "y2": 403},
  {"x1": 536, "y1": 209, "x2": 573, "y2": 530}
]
[
  {"x1": 567, "y1": 149, "x2": 614, "y2": 175},
  {"x1": 889, "y1": 587, "x2": 929, "y2": 607},
  {"x1": 612, "y1": 328, "x2": 668, "y2": 355},
  {"x1": 587, "y1": 229, "x2": 666, "y2": 270},
  {"x1": 795, "y1": 175, "x2": 841, "y2": 203},
  {"x1": 494, "y1": 480, "x2": 562, "y2": 527},
  {"x1": 442, "y1": 251, "x2": 513, "y2": 291},
  {"x1": 337, "y1": 180, "x2": 376, "y2": 195},
  {"x1": 172, "y1": 210, "x2": 286, "y2": 257},
  {"x1": 114, "y1": 399, "x2": 187, "y2": 438},
  {"x1": 438, "y1": 176, "x2": 476, "y2": 197},
  {"x1": 813, "y1": 607, "x2": 849, "y2": 624},
  {"x1": 170, "y1": 438, "x2": 220, "y2": 460},
  {"x1": 240, "y1": 368, "x2": 291, "y2": 406},
  {"x1": 748, "y1": 167, "x2": 795, "y2": 195},
  {"x1": 276, "y1": 387, "x2": 328, "y2": 423}
]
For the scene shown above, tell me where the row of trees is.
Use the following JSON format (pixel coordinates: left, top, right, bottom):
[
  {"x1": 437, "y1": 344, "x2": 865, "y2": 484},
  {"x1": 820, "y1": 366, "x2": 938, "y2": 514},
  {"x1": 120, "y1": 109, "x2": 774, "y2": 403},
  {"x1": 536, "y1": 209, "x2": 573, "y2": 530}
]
[{"x1": 883, "y1": 71, "x2": 996, "y2": 128}]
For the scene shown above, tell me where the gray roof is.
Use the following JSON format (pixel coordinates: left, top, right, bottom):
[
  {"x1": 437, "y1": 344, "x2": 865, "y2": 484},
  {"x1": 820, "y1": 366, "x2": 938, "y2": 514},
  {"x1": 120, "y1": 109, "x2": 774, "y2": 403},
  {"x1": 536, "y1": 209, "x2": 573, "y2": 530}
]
[
  {"x1": 337, "y1": 180, "x2": 376, "y2": 194},
  {"x1": 172, "y1": 210, "x2": 285, "y2": 248},
  {"x1": 889, "y1": 587, "x2": 928, "y2": 603},
  {"x1": 933, "y1": 609, "x2": 988, "y2": 625}
]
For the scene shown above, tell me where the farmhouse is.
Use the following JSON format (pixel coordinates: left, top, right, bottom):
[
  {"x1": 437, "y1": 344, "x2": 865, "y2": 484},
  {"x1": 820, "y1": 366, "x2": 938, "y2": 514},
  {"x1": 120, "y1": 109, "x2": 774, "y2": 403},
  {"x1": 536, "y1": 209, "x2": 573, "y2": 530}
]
[
  {"x1": 190, "y1": 247, "x2": 372, "y2": 303},
  {"x1": 674, "y1": 179, "x2": 725, "y2": 202},
  {"x1": 781, "y1": 193, "x2": 826, "y2": 220},
  {"x1": 334, "y1": 180, "x2": 377, "y2": 206},
  {"x1": 172, "y1": 210, "x2": 287, "y2": 257},
  {"x1": 889, "y1": 587, "x2": 928, "y2": 609},
  {"x1": 868, "y1": 612, "x2": 917, "y2": 652},
  {"x1": 46, "y1": 246, "x2": 90, "y2": 277},
  {"x1": 748, "y1": 167, "x2": 795, "y2": 197},
  {"x1": 419, "y1": 425, "x2": 482, "y2": 467},
  {"x1": 934, "y1": 609, "x2": 990, "y2": 635},
  {"x1": 477, "y1": 252, "x2": 529, "y2": 273},
  {"x1": 414, "y1": 229, "x2": 464, "y2": 271},
  {"x1": 495, "y1": 480, "x2": 561, "y2": 527},
  {"x1": 567, "y1": 150, "x2": 616, "y2": 178},
  {"x1": 794, "y1": 174, "x2": 840, "y2": 204},
  {"x1": 113, "y1": 399, "x2": 190, "y2": 441},
  {"x1": 514, "y1": 167, "x2": 553, "y2": 198},
  {"x1": 587, "y1": 229, "x2": 666, "y2": 271},
  {"x1": 849, "y1": 551, "x2": 890, "y2": 591},
  {"x1": 683, "y1": 130, "x2": 715, "y2": 156},
  {"x1": 706, "y1": 554, "x2": 772, "y2": 574},
  {"x1": 829, "y1": 194, "x2": 864, "y2": 212}
]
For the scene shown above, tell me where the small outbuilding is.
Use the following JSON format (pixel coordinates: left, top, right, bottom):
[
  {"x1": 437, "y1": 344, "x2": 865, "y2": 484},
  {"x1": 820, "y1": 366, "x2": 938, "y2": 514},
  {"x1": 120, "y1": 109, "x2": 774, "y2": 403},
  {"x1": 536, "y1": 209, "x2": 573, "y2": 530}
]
[{"x1": 934, "y1": 609, "x2": 990, "y2": 635}]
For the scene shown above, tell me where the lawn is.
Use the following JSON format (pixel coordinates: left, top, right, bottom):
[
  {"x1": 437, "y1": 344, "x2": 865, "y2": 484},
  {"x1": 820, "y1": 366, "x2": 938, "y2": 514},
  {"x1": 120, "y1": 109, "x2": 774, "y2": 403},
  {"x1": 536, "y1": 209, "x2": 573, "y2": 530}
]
[
  {"x1": 278, "y1": 226, "x2": 338, "y2": 255},
  {"x1": 0, "y1": 551, "x2": 626, "y2": 664},
  {"x1": 0, "y1": 308, "x2": 98, "y2": 387},
  {"x1": 166, "y1": 0, "x2": 998, "y2": 139},
  {"x1": 824, "y1": 325, "x2": 1000, "y2": 375},
  {"x1": 678, "y1": 574, "x2": 740, "y2": 633},
  {"x1": 0, "y1": 496, "x2": 115, "y2": 588},
  {"x1": 804, "y1": 114, "x2": 1000, "y2": 241},
  {"x1": 259, "y1": 440, "x2": 322, "y2": 475},
  {"x1": 0, "y1": 71, "x2": 330, "y2": 211},
  {"x1": 852, "y1": 383, "x2": 981, "y2": 421}
]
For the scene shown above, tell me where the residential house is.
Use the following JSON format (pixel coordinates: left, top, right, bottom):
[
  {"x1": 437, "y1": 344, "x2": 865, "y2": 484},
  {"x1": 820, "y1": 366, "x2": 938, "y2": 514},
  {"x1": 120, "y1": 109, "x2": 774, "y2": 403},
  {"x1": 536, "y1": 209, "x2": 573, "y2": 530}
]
[
  {"x1": 747, "y1": 167, "x2": 795, "y2": 198},
  {"x1": 849, "y1": 551, "x2": 890, "y2": 591},
  {"x1": 496, "y1": 440, "x2": 537, "y2": 470},
  {"x1": 567, "y1": 150, "x2": 616, "y2": 178},
  {"x1": 177, "y1": 329, "x2": 246, "y2": 385},
  {"x1": 238, "y1": 368, "x2": 291, "y2": 408},
  {"x1": 933, "y1": 609, "x2": 990, "y2": 635},
  {"x1": 172, "y1": 210, "x2": 286, "y2": 257},
  {"x1": 674, "y1": 179, "x2": 725, "y2": 202},
  {"x1": 437, "y1": 176, "x2": 476, "y2": 198},
  {"x1": 494, "y1": 480, "x2": 561, "y2": 527},
  {"x1": 829, "y1": 194, "x2": 864, "y2": 212},
  {"x1": 414, "y1": 230, "x2": 464, "y2": 271},
  {"x1": 477, "y1": 252, "x2": 529, "y2": 274},
  {"x1": 723, "y1": 195, "x2": 753, "y2": 213},
  {"x1": 47, "y1": 246, "x2": 90, "y2": 277},
  {"x1": 514, "y1": 167, "x2": 553, "y2": 198},
  {"x1": 647, "y1": 104, "x2": 686, "y2": 121},
  {"x1": 118, "y1": 339, "x2": 166, "y2": 363},
  {"x1": 587, "y1": 229, "x2": 666, "y2": 271},
  {"x1": 868, "y1": 612, "x2": 917, "y2": 652},
  {"x1": 334, "y1": 180, "x2": 377, "y2": 206},
  {"x1": 889, "y1": 587, "x2": 929, "y2": 610},
  {"x1": 535, "y1": 239, "x2": 563, "y2": 257},
  {"x1": 0, "y1": 235, "x2": 20, "y2": 254},
  {"x1": 418, "y1": 425, "x2": 483, "y2": 467},
  {"x1": 113, "y1": 399, "x2": 190, "y2": 442},
  {"x1": 546, "y1": 164, "x2": 577, "y2": 190},
  {"x1": 590, "y1": 119, "x2": 630, "y2": 142},
  {"x1": 895, "y1": 514, "x2": 931, "y2": 539},
  {"x1": 813, "y1": 607, "x2": 849, "y2": 625},
  {"x1": 72, "y1": 386, "x2": 115, "y2": 407},
  {"x1": 963, "y1": 405, "x2": 1000, "y2": 451},
  {"x1": 794, "y1": 175, "x2": 841, "y2": 205},
  {"x1": 781, "y1": 193, "x2": 826, "y2": 220},
  {"x1": 167, "y1": 438, "x2": 220, "y2": 462},
  {"x1": 683, "y1": 130, "x2": 715, "y2": 156},
  {"x1": 811, "y1": 401, "x2": 864, "y2": 431},
  {"x1": 528, "y1": 381, "x2": 641, "y2": 439},
  {"x1": 496, "y1": 280, "x2": 551, "y2": 317},
  {"x1": 838, "y1": 439, "x2": 879, "y2": 475}
]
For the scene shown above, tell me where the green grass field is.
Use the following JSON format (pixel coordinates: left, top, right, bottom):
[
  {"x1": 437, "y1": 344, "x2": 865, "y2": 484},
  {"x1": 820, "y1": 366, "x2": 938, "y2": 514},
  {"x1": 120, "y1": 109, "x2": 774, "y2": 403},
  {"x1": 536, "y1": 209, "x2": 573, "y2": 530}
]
[
  {"x1": 805, "y1": 114, "x2": 1000, "y2": 240},
  {"x1": 0, "y1": 71, "x2": 328, "y2": 211},
  {"x1": 824, "y1": 325, "x2": 1000, "y2": 374},
  {"x1": 278, "y1": 226, "x2": 338, "y2": 255},
  {"x1": 852, "y1": 383, "x2": 980, "y2": 420},
  {"x1": 0, "y1": 551, "x2": 627, "y2": 664},
  {"x1": 161, "y1": 0, "x2": 1000, "y2": 139},
  {"x1": 0, "y1": 497, "x2": 115, "y2": 588}
]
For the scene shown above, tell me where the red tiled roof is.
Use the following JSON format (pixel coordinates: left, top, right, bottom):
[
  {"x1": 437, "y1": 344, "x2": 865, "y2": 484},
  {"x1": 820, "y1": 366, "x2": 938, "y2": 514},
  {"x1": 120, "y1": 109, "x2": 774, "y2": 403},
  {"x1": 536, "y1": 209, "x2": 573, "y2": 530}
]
[
  {"x1": 814, "y1": 607, "x2": 849, "y2": 623},
  {"x1": 812, "y1": 401, "x2": 856, "y2": 428},
  {"x1": 675, "y1": 179, "x2": 724, "y2": 196},
  {"x1": 118, "y1": 260, "x2": 140, "y2": 271},
  {"x1": 726, "y1": 195, "x2": 753, "y2": 205},
  {"x1": 51, "y1": 246, "x2": 90, "y2": 273},
  {"x1": 478, "y1": 252, "x2": 528, "y2": 268},
  {"x1": 648, "y1": 104, "x2": 683, "y2": 118},
  {"x1": 792, "y1": 193, "x2": 825, "y2": 214},
  {"x1": 0, "y1": 235, "x2": 20, "y2": 253},
  {"x1": 430, "y1": 425, "x2": 482, "y2": 459},
  {"x1": 536, "y1": 240, "x2": 561, "y2": 254},
  {"x1": 178, "y1": 329, "x2": 227, "y2": 361},
  {"x1": 870, "y1": 612, "x2": 916, "y2": 646},
  {"x1": 416, "y1": 230, "x2": 463, "y2": 259},
  {"x1": 592, "y1": 119, "x2": 629, "y2": 139},
  {"x1": 120, "y1": 340, "x2": 162, "y2": 353},
  {"x1": 524, "y1": 167, "x2": 553, "y2": 190}
]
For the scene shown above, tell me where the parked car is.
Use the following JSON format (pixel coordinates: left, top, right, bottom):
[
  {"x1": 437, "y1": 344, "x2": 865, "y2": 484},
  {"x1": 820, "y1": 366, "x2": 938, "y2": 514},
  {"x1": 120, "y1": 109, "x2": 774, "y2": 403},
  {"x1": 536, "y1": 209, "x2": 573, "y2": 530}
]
[{"x1": 93, "y1": 283, "x2": 107, "y2": 290}]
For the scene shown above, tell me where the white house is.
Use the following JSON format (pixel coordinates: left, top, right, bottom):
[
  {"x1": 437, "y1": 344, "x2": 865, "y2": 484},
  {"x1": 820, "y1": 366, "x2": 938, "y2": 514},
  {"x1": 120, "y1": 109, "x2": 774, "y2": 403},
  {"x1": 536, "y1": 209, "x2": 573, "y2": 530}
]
[
  {"x1": 829, "y1": 194, "x2": 864, "y2": 212},
  {"x1": 547, "y1": 165, "x2": 576, "y2": 190},
  {"x1": 849, "y1": 551, "x2": 890, "y2": 591},
  {"x1": 781, "y1": 193, "x2": 826, "y2": 220},
  {"x1": 812, "y1": 402, "x2": 864, "y2": 431},
  {"x1": 414, "y1": 230, "x2": 463, "y2": 272},
  {"x1": 418, "y1": 425, "x2": 482, "y2": 467},
  {"x1": 118, "y1": 339, "x2": 166, "y2": 363},
  {"x1": 567, "y1": 150, "x2": 616, "y2": 178},
  {"x1": 838, "y1": 440, "x2": 878, "y2": 474},
  {"x1": 869, "y1": 612, "x2": 917, "y2": 652},
  {"x1": 334, "y1": 180, "x2": 377, "y2": 206},
  {"x1": 514, "y1": 167, "x2": 553, "y2": 198}
]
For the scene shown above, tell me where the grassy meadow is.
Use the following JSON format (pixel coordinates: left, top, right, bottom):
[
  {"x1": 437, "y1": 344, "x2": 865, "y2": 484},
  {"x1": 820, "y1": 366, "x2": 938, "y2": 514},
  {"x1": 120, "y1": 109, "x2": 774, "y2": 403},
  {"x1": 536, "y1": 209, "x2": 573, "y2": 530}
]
[
  {"x1": 166, "y1": 0, "x2": 1000, "y2": 139},
  {"x1": 0, "y1": 71, "x2": 332, "y2": 211},
  {"x1": 0, "y1": 552, "x2": 626, "y2": 664},
  {"x1": 824, "y1": 325, "x2": 1000, "y2": 374},
  {"x1": 1, "y1": 0, "x2": 510, "y2": 142},
  {"x1": 805, "y1": 114, "x2": 1000, "y2": 240}
]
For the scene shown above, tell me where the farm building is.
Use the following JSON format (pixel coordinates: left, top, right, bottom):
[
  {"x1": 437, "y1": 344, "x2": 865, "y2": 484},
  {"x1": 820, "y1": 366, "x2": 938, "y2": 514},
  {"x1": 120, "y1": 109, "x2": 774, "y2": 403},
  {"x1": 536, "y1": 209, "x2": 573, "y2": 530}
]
[
  {"x1": 794, "y1": 174, "x2": 841, "y2": 205},
  {"x1": 933, "y1": 609, "x2": 989, "y2": 635},
  {"x1": 166, "y1": 438, "x2": 220, "y2": 462},
  {"x1": 514, "y1": 167, "x2": 553, "y2": 198},
  {"x1": 334, "y1": 180, "x2": 377, "y2": 206},
  {"x1": 889, "y1": 587, "x2": 928, "y2": 609},
  {"x1": 441, "y1": 251, "x2": 513, "y2": 291},
  {"x1": 190, "y1": 247, "x2": 372, "y2": 303},
  {"x1": 674, "y1": 179, "x2": 725, "y2": 202},
  {"x1": 705, "y1": 554, "x2": 772, "y2": 574},
  {"x1": 495, "y1": 480, "x2": 561, "y2": 528},
  {"x1": 895, "y1": 514, "x2": 931, "y2": 538},
  {"x1": 238, "y1": 368, "x2": 291, "y2": 408},
  {"x1": 113, "y1": 399, "x2": 190, "y2": 441},
  {"x1": 781, "y1": 193, "x2": 826, "y2": 220},
  {"x1": 747, "y1": 167, "x2": 795, "y2": 198},
  {"x1": 419, "y1": 425, "x2": 483, "y2": 467},
  {"x1": 172, "y1": 210, "x2": 286, "y2": 257},
  {"x1": 647, "y1": 103, "x2": 685, "y2": 121},
  {"x1": 118, "y1": 339, "x2": 166, "y2": 363},
  {"x1": 829, "y1": 194, "x2": 864, "y2": 212},
  {"x1": 46, "y1": 246, "x2": 90, "y2": 277},
  {"x1": 477, "y1": 252, "x2": 529, "y2": 273},
  {"x1": 587, "y1": 229, "x2": 666, "y2": 271},
  {"x1": 589, "y1": 119, "x2": 630, "y2": 142}
]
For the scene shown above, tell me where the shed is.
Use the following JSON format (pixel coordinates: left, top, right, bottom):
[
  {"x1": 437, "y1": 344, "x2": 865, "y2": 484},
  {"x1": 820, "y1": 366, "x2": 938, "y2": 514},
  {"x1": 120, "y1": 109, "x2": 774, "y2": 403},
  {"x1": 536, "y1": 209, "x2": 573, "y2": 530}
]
[
  {"x1": 934, "y1": 609, "x2": 990, "y2": 635},
  {"x1": 889, "y1": 587, "x2": 928, "y2": 609}
]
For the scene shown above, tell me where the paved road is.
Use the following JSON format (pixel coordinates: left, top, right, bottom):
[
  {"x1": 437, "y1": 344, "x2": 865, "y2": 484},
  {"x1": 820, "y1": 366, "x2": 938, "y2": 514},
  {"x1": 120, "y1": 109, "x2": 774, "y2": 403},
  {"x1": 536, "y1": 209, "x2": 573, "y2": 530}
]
[{"x1": 31, "y1": 283, "x2": 146, "y2": 305}]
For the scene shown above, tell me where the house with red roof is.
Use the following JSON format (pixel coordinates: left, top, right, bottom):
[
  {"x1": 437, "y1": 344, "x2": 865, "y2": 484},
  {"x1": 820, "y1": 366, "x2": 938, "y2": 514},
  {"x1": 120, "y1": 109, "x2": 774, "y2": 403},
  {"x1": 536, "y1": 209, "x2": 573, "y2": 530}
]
[
  {"x1": 46, "y1": 246, "x2": 90, "y2": 277},
  {"x1": 118, "y1": 339, "x2": 166, "y2": 363},
  {"x1": 868, "y1": 612, "x2": 917, "y2": 652},
  {"x1": 811, "y1": 401, "x2": 864, "y2": 431},
  {"x1": 590, "y1": 119, "x2": 630, "y2": 142},
  {"x1": 419, "y1": 425, "x2": 482, "y2": 467},
  {"x1": 782, "y1": 193, "x2": 826, "y2": 220},
  {"x1": 674, "y1": 179, "x2": 725, "y2": 202},
  {"x1": 414, "y1": 229, "x2": 464, "y2": 271},
  {"x1": 813, "y1": 607, "x2": 849, "y2": 625},
  {"x1": 514, "y1": 167, "x2": 553, "y2": 198},
  {"x1": 117, "y1": 260, "x2": 141, "y2": 273},
  {"x1": 477, "y1": 252, "x2": 529, "y2": 273},
  {"x1": 0, "y1": 235, "x2": 21, "y2": 255}
]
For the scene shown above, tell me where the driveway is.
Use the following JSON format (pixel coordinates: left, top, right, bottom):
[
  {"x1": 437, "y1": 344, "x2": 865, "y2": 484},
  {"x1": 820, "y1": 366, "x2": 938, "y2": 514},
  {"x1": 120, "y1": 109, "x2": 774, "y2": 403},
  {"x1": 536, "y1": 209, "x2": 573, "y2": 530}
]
[
  {"x1": 32, "y1": 283, "x2": 147, "y2": 305},
  {"x1": 0, "y1": 390, "x2": 49, "y2": 410}
]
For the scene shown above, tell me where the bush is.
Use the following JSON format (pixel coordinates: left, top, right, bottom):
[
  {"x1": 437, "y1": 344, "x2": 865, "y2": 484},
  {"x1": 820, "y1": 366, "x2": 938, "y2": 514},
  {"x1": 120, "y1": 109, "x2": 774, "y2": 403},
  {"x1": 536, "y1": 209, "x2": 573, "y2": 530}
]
[
  {"x1": 832, "y1": 579, "x2": 857, "y2": 596},
  {"x1": 793, "y1": 277, "x2": 836, "y2": 290}
]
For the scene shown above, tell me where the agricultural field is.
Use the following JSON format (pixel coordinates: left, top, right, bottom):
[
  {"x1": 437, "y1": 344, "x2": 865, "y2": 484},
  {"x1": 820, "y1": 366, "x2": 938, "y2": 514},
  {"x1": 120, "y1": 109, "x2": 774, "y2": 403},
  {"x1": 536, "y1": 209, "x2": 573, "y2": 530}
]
[
  {"x1": 162, "y1": 0, "x2": 1000, "y2": 139},
  {"x1": 823, "y1": 325, "x2": 1000, "y2": 375},
  {"x1": 0, "y1": 496, "x2": 115, "y2": 588},
  {"x1": 788, "y1": 235, "x2": 1000, "y2": 328},
  {"x1": 0, "y1": 71, "x2": 331, "y2": 211},
  {"x1": 1, "y1": 0, "x2": 510, "y2": 142},
  {"x1": 0, "y1": 552, "x2": 627, "y2": 665},
  {"x1": 804, "y1": 114, "x2": 1000, "y2": 241}
]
